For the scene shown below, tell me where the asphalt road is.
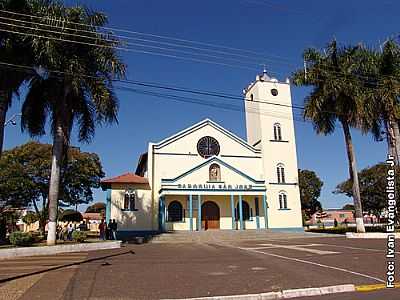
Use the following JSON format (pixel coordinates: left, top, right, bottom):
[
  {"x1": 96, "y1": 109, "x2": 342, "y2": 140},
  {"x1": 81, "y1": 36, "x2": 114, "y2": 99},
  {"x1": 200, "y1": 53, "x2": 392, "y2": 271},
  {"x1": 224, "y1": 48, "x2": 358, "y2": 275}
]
[{"x1": 0, "y1": 234, "x2": 398, "y2": 299}]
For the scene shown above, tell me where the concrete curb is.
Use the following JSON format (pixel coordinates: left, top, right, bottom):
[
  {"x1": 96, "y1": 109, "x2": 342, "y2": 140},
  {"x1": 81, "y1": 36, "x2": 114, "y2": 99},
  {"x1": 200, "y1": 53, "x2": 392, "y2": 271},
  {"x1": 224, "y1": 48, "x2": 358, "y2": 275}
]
[
  {"x1": 346, "y1": 232, "x2": 400, "y2": 239},
  {"x1": 164, "y1": 284, "x2": 356, "y2": 300},
  {"x1": 0, "y1": 241, "x2": 121, "y2": 260}
]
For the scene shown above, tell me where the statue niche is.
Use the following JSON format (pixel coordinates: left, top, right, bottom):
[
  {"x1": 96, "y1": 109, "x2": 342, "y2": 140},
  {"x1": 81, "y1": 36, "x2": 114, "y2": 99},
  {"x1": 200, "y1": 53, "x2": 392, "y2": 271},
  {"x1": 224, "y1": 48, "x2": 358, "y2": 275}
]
[{"x1": 209, "y1": 163, "x2": 221, "y2": 182}]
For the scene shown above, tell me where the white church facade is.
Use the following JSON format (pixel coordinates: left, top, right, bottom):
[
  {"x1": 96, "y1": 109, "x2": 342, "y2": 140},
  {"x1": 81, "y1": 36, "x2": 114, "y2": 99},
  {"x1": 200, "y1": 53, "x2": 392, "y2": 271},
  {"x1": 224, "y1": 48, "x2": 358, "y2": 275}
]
[{"x1": 100, "y1": 72, "x2": 303, "y2": 236}]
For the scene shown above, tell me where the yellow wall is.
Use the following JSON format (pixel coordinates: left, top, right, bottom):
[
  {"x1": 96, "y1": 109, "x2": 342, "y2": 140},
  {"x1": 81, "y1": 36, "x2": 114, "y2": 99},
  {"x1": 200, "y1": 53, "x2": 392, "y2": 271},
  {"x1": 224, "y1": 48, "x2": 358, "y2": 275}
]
[{"x1": 110, "y1": 183, "x2": 153, "y2": 231}]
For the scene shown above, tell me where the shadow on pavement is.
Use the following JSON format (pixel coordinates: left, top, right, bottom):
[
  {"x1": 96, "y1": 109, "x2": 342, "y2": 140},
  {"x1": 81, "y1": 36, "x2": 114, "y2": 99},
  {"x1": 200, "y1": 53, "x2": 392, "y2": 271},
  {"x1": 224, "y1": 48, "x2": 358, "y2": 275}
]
[{"x1": 0, "y1": 249, "x2": 135, "y2": 284}]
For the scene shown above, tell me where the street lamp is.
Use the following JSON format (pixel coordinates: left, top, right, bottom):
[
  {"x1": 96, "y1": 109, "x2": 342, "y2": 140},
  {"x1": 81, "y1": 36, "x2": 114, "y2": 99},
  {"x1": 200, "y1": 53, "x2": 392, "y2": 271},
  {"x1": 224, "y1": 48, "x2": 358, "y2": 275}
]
[{"x1": 4, "y1": 113, "x2": 21, "y2": 127}]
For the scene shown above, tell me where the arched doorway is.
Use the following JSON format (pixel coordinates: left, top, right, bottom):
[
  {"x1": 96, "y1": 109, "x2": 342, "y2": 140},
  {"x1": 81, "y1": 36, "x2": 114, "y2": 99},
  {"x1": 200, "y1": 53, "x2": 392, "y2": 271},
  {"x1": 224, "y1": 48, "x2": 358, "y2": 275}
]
[{"x1": 201, "y1": 201, "x2": 220, "y2": 230}]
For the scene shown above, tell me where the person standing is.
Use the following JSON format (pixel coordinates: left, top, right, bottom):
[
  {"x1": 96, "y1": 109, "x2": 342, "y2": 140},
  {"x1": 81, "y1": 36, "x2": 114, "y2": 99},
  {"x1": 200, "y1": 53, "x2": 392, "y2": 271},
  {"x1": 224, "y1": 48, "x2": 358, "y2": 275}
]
[
  {"x1": 111, "y1": 219, "x2": 118, "y2": 240},
  {"x1": 67, "y1": 223, "x2": 74, "y2": 241},
  {"x1": 107, "y1": 220, "x2": 113, "y2": 240},
  {"x1": 99, "y1": 219, "x2": 105, "y2": 240}
]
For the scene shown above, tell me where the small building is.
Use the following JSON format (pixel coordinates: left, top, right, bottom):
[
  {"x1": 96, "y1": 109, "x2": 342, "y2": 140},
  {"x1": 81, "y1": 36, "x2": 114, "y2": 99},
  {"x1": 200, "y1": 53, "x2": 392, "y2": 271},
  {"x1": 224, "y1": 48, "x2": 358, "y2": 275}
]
[
  {"x1": 309, "y1": 209, "x2": 379, "y2": 226},
  {"x1": 82, "y1": 212, "x2": 103, "y2": 232},
  {"x1": 101, "y1": 72, "x2": 303, "y2": 237},
  {"x1": 309, "y1": 209, "x2": 355, "y2": 226}
]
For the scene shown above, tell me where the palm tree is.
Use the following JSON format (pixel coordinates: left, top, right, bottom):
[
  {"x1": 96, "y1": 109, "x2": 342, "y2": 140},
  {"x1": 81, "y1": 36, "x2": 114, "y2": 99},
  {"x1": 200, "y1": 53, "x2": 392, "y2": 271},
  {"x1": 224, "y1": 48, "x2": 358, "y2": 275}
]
[
  {"x1": 0, "y1": 0, "x2": 44, "y2": 158},
  {"x1": 364, "y1": 41, "x2": 400, "y2": 165},
  {"x1": 21, "y1": 5, "x2": 125, "y2": 245},
  {"x1": 292, "y1": 40, "x2": 367, "y2": 233}
]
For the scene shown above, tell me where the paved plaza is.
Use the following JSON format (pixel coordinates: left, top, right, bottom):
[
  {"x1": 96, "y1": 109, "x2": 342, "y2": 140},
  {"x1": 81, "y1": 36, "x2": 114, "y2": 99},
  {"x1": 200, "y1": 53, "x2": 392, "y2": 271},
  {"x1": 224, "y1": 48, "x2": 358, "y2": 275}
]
[{"x1": 0, "y1": 231, "x2": 398, "y2": 299}]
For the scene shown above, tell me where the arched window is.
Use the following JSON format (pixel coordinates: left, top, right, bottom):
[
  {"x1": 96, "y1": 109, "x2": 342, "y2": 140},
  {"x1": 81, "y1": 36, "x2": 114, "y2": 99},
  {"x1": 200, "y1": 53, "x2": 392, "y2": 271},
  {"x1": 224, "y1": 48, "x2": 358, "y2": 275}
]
[
  {"x1": 279, "y1": 192, "x2": 288, "y2": 209},
  {"x1": 236, "y1": 201, "x2": 251, "y2": 221},
  {"x1": 209, "y1": 163, "x2": 221, "y2": 182},
  {"x1": 274, "y1": 123, "x2": 282, "y2": 141},
  {"x1": 124, "y1": 190, "x2": 136, "y2": 211},
  {"x1": 168, "y1": 201, "x2": 183, "y2": 222},
  {"x1": 277, "y1": 164, "x2": 285, "y2": 183}
]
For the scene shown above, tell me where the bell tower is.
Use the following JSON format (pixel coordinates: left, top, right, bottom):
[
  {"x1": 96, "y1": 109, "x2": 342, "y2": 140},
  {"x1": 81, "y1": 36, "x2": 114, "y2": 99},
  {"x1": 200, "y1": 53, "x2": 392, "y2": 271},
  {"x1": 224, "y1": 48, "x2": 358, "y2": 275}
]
[{"x1": 244, "y1": 71, "x2": 303, "y2": 229}]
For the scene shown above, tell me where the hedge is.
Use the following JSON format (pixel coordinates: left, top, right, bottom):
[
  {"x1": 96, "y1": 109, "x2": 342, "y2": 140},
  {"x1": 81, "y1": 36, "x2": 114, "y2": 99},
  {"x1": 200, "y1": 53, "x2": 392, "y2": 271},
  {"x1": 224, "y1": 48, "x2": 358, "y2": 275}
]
[
  {"x1": 9, "y1": 231, "x2": 34, "y2": 246},
  {"x1": 72, "y1": 231, "x2": 87, "y2": 243},
  {"x1": 306, "y1": 226, "x2": 399, "y2": 234}
]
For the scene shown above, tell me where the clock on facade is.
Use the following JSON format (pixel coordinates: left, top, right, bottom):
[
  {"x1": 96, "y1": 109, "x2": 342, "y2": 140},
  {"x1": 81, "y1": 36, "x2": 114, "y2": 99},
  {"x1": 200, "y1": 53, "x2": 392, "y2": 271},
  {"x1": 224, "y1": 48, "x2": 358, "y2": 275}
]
[{"x1": 197, "y1": 136, "x2": 220, "y2": 158}]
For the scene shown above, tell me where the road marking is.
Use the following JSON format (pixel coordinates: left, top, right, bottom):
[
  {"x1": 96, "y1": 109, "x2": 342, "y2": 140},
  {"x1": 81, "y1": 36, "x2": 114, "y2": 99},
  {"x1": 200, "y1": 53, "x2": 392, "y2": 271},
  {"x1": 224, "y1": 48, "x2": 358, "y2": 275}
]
[
  {"x1": 313, "y1": 243, "x2": 400, "y2": 254},
  {"x1": 243, "y1": 243, "x2": 340, "y2": 255},
  {"x1": 233, "y1": 246, "x2": 385, "y2": 283},
  {"x1": 163, "y1": 284, "x2": 356, "y2": 300}
]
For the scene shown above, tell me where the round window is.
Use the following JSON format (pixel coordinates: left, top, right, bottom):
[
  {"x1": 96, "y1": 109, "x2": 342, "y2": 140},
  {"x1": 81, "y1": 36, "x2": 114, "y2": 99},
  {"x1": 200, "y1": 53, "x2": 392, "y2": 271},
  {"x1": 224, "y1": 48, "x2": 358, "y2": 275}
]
[
  {"x1": 197, "y1": 136, "x2": 220, "y2": 158},
  {"x1": 271, "y1": 89, "x2": 278, "y2": 96}
]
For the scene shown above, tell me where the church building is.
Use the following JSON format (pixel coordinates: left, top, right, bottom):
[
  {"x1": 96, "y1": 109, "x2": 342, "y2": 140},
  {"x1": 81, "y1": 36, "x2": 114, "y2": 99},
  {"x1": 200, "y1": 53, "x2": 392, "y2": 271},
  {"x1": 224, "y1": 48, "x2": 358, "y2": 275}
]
[{"x1": 100, "y1": 72, "x2": 303, "y2": 235}]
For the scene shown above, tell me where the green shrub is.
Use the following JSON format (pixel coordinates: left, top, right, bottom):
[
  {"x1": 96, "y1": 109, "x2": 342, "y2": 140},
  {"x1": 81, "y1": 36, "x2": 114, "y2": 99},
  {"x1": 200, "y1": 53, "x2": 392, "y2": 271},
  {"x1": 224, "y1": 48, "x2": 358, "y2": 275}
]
[
  {"x1": 306, "y1": 225, "x2": 388, "y2": 234},
  {"x1": 72, "y1": 231, "x2": 87, "y2": 243},
  {"x1": 9, "y1": 231, "x2": 33, "y2": 246}
]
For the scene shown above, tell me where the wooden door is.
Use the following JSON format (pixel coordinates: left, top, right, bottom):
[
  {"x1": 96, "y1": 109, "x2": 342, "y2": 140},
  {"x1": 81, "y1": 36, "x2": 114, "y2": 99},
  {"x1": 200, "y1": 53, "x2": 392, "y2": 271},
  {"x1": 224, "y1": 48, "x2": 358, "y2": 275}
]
[{"x1": 201, "y1": 201, "x2": 220, "y2": 230}]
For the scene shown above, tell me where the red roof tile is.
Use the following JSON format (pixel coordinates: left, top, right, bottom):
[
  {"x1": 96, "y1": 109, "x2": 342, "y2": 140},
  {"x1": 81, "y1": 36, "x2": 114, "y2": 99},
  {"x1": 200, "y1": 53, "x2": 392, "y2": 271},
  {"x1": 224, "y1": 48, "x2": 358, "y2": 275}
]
[{"x1": 101, "y1": 172, "x2": 149, "y2": 185}]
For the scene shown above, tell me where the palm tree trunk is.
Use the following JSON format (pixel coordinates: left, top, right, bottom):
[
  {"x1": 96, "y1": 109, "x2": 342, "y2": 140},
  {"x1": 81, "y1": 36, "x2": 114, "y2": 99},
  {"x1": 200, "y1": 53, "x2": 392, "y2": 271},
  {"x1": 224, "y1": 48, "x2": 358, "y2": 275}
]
[
  {"x1": 0, "y1": 91, "x2": 8, "y2": 159},
  {"x1": 384, "y1": 121, "x2": 396, "y2": 162},
  {"x1": 341, "y1": 120, "x2": 366, "y2": 233},
  {"x1": 46, "y1": 119, "x2": 65, "y2": 245},
  {"x1": 391, "y1": 121, "x2": 400, "y2": 165}
]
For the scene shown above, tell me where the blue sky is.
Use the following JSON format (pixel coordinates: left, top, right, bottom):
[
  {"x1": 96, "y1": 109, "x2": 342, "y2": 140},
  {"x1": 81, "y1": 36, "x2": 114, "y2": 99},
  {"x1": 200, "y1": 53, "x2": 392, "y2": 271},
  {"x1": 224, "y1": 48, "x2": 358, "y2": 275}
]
[{"x1": 4, "y1": 0, "x2": 398, "y2": 210}]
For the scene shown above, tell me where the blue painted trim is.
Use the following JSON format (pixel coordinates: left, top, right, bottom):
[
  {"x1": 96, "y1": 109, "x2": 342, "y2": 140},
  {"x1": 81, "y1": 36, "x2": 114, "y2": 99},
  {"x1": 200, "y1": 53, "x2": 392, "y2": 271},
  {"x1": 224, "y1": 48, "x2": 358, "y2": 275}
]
[
  {"x1": 270, "y1": 227, "x2": 304, "y2": 233},
  {"x1": 230, "y1": 194, "x2": 235, "y2": 230},
  {"x1": 158, "y1": 196, "x2": 166, "y2": 232},
  {"x1": 197, "y1": 195, "x2": 202, "y2": 231},
  {"x1": 106, "y1": 189, "x2": 111, "y2": 223},
  {"x1": 278, "y1": 208, "x2": 292, "y2": 211},
  {"x1": 189, "y1": 194, "x2": 193, "y2": 231},
  {"x1": 263, "y1": 194, "x2": 268, "y2": 229},
  {"x1": 255, "y1": 197, "x2": 260, "y2": 229},
  {"x1": 239, "y1": 195, "x2": 244, "y2": 230},
  {"x1": 161, "y1": 157, "x2": 265, "y2": 184},
  {"x1": 159, "y1": 188, "x2": 267, "y2": 193}
]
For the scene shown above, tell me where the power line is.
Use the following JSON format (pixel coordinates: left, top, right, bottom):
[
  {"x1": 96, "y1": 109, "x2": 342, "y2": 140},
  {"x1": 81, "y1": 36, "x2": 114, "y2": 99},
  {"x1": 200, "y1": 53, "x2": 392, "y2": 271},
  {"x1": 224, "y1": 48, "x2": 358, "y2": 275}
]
[
  {"x1": 1, "y1": 16, "x2": 395, "y2": 85},
  {"x1": 3, "y1": 11, "x2": 395, "y2": 83},
  {"x1": 0, "y1": 9, "x2": 297, "y2": 65},
  {"x1": 0, "y1": 61, "x2": 303, "y2": 112},
  {"x1": 0, "y1": 14, "x2": 297, "y2": 68},
  {"x1": 0, "y1": 27, "x2": 259, "y2": 71},
  {"x1": 0, "y1": 60, "x2": 392, "y2": 126},
  {"x1": 0, "y1": 19, "x2": 267, "y2": 69},
  {"x1": 115, "y1": 85, "x2": 307, "y2": 124},
  {"x1": 0, "y1": 61, "x2": 346, "y2": 130}
]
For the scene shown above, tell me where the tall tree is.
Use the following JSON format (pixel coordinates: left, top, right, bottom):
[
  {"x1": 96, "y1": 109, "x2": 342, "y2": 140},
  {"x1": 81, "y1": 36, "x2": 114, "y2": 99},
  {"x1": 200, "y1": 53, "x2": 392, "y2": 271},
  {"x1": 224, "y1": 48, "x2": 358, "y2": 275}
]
[
  {"x1": 298, "y1": 169, "x2": 323, "y2": 219},
  {"x1": 20, "y1": 5, "x2": 125, "y2": 245},
  {"x1": 292, "y1": 40, "x2": 368, "y2": 232},
  {"x1": 0, "y1": 141, "x2": 105, "y2": 234},
  {"x1": 335, "y1": 163, "x2": 400, "y2": 222}
]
